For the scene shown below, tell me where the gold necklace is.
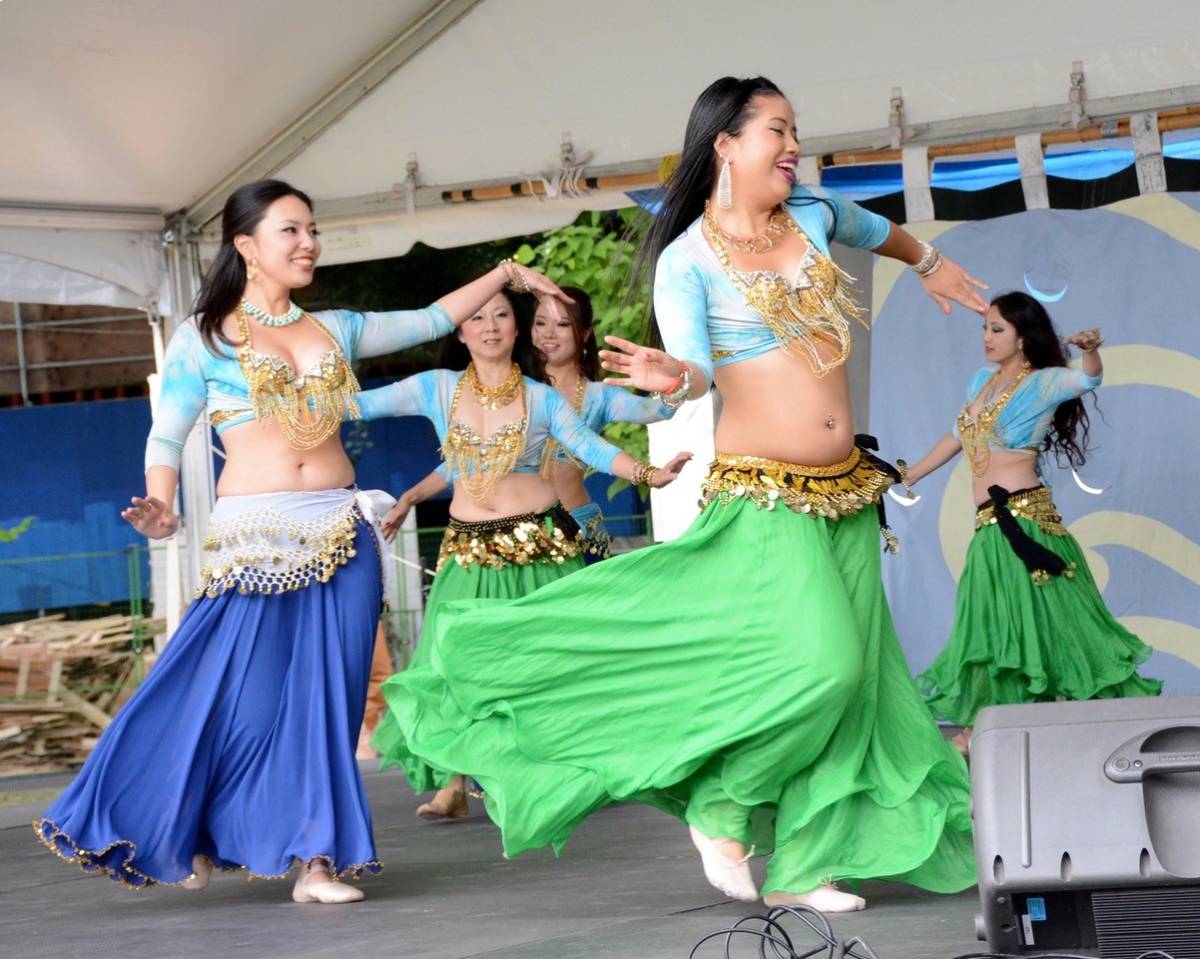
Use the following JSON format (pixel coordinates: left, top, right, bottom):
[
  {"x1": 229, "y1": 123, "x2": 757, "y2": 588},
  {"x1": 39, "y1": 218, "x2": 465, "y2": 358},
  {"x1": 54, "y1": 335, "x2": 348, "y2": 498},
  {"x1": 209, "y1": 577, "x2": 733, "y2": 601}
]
[
  {"x1": 703, "y1": 201, "x2": 789, "y2": 255},
  {"x1": 957, "y1": 367, "x2": 1032, "y2": 477},
  {"x1": 464, "y1": 361, "x2": 522, "y2": 410}
]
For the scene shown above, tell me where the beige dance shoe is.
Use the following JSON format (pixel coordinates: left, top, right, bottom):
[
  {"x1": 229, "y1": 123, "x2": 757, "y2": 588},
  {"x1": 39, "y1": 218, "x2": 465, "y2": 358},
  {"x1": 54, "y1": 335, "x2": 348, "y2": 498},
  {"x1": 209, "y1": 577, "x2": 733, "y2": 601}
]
[
  {"x1": 764, "y1": 885, "x2": 867, "y2": 913},
  {"x1": 291, "y1": 868, "x2": 365, "y2": 904},
  {"x1": 180, "y1": 854, "x2": 213, "y2": 891},
  {"x1": 689, "y1": 826, "x2": 759, "y2": 902}
]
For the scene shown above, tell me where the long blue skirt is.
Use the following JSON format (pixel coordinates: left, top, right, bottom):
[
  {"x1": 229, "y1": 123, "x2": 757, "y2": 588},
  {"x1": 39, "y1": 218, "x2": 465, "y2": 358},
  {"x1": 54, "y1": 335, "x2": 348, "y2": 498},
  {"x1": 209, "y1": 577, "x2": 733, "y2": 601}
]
[{"x1": 33, "y1": 517, "x2": 383, "y2": 887}]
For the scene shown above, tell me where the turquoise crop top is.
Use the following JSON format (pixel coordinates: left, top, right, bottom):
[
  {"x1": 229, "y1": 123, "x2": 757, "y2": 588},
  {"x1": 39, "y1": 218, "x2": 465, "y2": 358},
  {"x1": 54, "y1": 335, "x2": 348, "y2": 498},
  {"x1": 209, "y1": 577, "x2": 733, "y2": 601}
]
[
  {"x1": 356, "y1": 370, "x2": 623, "y2": 478},
  {"x1": 956, "y1": 364, "x2": 1103, "y2": 451},
  {"x1": 652, "y1": 184, "x2": 892, "y2": 390},
  {"x1": 544, "y1": 380, "x2": 674, "y2": 467},
  {"x1": 145, "y1": 305, "x2": 453, "y2": 471}
]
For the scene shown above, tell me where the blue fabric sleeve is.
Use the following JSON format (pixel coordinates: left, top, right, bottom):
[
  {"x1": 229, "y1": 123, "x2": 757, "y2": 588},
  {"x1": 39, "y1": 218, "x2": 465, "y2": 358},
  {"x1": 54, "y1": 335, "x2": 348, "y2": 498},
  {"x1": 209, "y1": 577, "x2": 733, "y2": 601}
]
[
  {"x1": 598, "y1": 383, "x2": 675, "y2": 425},
  {"x1": 145, "y1": 323, "x2": 207, "y2": 472},
  {"x1": 1036, "y1": 366, "x2": 1103, "y2": 407},
  {"x1": 335, "y1": 305, "x2": 454, "y2": 361},
  {"x1": 653, "y1": 243, "x2": 714, "y2": 391},
  {"x1": 435, "y1": 461, "x2": 455, "y2": 483},
  {"x1": 355, "y1": 371, "x2": 441, "y2": 421},
  {"x1": 540, "y1": 386, "x2": 622, "y2": 474},
  {"x1": 798, "y1": 184, "x2": 891, "y2": 250}
]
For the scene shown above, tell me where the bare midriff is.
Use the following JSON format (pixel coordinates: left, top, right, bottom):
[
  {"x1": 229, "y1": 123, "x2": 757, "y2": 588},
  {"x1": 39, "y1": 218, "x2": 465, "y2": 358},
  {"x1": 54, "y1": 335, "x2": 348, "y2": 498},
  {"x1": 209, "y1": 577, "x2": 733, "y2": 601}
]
[
  {"x1": 216, "y1": 420, "x2": 355, "y2": 496},
  {"x1": 712, "y1": 347, "x2": 856, "y2": 467},
  {"x1": 972, "y1": 448, "x2": 1041, "y2": 507},
  {"x1": 448, "y1": 473, "x2": 558, "y2": 522},
  {"x1": 546, "y1": 461, "x2": 591, "y2": 511}
]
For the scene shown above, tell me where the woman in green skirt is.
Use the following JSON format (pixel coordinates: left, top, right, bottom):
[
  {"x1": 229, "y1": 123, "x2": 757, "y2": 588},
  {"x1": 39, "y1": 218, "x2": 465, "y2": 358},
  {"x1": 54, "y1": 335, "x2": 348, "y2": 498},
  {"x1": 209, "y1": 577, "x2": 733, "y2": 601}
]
[
  {"x1": 902, "y1": 291, "x2": 1161, "y2": 752},
  {"x1": 364, "y1": 283, "x2": 689, "y2": 820},
  {"x1": 376, "y1": 76, "x2": 989, "y2": 912}
]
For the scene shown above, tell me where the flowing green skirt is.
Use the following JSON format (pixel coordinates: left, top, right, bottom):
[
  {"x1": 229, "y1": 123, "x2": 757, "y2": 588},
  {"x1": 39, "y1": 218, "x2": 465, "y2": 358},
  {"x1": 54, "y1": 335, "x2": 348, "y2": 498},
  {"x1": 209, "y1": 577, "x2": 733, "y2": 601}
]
[
  {"x1": 918, "y1": 516, "x2": 1162, "y2": 727},
  {"x1": 384, "y1": 497, "x2": 975, "y2": 895},
  {"x1": 373, "y1": 554, "x2": 585, "y2": 791}
]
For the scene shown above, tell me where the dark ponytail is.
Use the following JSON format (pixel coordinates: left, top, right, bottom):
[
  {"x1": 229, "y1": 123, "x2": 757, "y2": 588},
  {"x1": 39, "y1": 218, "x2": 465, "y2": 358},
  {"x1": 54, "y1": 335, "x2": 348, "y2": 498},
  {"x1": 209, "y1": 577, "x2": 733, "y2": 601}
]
[
  {"x1": 991, "y1": 291, "x2": 1093, "y2": 469},
  {"x1": 193, "y1": 179, "x2": 314, "y2": 352}
]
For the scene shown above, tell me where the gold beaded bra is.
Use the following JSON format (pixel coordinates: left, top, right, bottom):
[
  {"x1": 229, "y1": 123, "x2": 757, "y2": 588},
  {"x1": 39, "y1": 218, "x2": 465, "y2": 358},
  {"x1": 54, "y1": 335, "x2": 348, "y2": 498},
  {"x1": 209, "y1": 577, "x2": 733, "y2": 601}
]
[
  {"x1": 957, "y1": 367, "x2": 1033, "y2": 477},
  {"x1": 704, "y1": 204, "x2": 866, "y2": 378},
  {"x1": 441, "y1": 370, "x2": 528, "y2": 503},
  {"x1": 229, "y1": 306, "x2": 361, "y2": 450}
]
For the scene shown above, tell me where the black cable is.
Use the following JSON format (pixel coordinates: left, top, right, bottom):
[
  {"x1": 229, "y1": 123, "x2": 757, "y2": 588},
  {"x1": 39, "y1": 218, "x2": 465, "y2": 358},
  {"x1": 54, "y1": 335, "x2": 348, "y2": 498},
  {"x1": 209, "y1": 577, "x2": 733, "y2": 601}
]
[{"x1": 688, "y1": 905, "x2": 880, "y2": 959}]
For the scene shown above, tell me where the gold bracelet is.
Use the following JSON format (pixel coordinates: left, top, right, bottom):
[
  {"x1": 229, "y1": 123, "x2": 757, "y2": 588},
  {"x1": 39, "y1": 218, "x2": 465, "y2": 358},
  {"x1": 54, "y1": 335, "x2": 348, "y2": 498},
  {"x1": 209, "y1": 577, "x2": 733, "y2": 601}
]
[
  {"x1": 895, "y1": 459, "x2": 915, "y2": 497},
  {"x1": 499, "y1": 257, "x2": 530, "y2": 294},
  {"x1": 632, "y1": 462, "x2": 657, "y2": 487}
]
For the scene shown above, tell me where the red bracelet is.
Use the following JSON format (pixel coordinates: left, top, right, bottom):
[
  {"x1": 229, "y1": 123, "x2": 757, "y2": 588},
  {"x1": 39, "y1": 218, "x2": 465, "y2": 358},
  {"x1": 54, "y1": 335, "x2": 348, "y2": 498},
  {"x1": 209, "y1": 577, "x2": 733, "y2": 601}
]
[{"x1": 662, "y1": 366, "x2": 686, "y2": 395}]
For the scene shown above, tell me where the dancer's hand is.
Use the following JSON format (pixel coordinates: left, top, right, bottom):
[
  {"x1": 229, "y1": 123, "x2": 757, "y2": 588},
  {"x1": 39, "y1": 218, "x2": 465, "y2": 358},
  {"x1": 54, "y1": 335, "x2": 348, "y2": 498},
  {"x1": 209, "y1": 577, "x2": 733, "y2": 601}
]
[
  {"x1": 506, "y1": 264, "x2": 574, "y2": 307},
  {"x1": 121, "y1": 496, "x2": 178, "y2": 539},
  {"x1": 650, "y1": 452, "x2": 693, "y2": 488},
  {"x1": 600, "y1": 336, "x2": 687, "y2": 394},
  {"x1": 1064, "y1": 328, "x2": 1103, "y2": 352},
  {"x1": 920, "y1": 257, "x2": 988, "y2": 316},
  {"x1": 380, "y1": 495, "x2": 413, "y2": 542}
]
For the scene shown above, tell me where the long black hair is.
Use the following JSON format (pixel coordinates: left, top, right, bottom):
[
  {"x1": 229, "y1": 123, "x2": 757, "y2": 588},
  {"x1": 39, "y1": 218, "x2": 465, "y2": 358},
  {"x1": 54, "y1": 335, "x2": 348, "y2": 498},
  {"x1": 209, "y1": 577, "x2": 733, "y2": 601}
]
[
  {"x1": 632, "y1": 76, "x2": 833, "y2": 347},
  {"x1": 436, "y1": 290, "x2": 547, "y2": 382},
  {"x1": 991, "y1": 291, "x2": 1092, "y2": 468},
  {"x1": 193, "y1": 179, "x2": 314, "y2": 352}
]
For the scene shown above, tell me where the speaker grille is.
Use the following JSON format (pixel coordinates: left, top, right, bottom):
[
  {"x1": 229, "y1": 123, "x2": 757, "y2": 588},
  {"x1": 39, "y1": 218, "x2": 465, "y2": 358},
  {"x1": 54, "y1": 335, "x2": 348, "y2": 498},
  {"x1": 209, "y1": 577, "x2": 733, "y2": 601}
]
[{"x1": 1092, "y1": 886, "x2": 1200, "y2": 959}]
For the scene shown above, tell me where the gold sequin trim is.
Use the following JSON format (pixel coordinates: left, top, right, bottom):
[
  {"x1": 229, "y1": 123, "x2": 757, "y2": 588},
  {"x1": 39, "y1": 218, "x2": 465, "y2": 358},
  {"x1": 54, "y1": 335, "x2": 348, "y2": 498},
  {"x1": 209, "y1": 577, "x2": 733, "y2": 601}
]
[
  {"x1": 32, "y1": 818, "x2": 381, "y2": 890},
  {"x1": 975, "y1": 485, "x2": 1067, "y2": 537},
  {"x1": 580, "y1": 512, "x2": 613, "y2": 559},
  {"x1": 436, "y1": 510, "x2": 583, "y2": 572},
  {"x1": 700, "y1": 447, "x2": 893, "y2": 519},
  {"x1": 208, "y1": 408, "x2": 249, "y2": 429},
  {"x1": 198, "y1": 502, "x2": 361, "y2": 598}
]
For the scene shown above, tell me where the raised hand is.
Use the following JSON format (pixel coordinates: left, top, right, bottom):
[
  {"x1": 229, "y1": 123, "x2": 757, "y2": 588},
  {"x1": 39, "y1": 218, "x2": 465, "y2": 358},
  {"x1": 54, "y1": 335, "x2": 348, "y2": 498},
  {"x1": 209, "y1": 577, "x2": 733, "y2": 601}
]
[
  {"x1": 599, "y1": 335, "x2": 687, "y2": 395},
  {"x1": 509, "y1": 264, "x2": 574, "y2": 307},
  {"x1": 1064, "y1": 328, "x2": 1103, "y2": 352},
  {"x1": 121, "y1": 496, "x2": 179, "y2": 540},
  {"x1": 920, "y1": 257, "x2": 989, "y2": 315}
]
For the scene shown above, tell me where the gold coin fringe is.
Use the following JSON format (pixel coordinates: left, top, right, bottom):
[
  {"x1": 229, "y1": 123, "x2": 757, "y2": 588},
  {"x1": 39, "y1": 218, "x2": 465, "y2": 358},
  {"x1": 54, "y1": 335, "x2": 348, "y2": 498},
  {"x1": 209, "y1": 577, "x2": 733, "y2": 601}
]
[
  {"x1": 975, "y1": 486, "x2": 1067, "y2": 537},
  {"x1": 198, "y1": 502, "x2": 361, "y2": 598},
  {"x1": 32, "y1": 818, "x2": 381, "y2": 890},
  {"x1": 700, "y1": 448, "x2": 893, "y2": 520},
  {"x1": 437, "y1": 513, "x2": 584, "y2": 572}
]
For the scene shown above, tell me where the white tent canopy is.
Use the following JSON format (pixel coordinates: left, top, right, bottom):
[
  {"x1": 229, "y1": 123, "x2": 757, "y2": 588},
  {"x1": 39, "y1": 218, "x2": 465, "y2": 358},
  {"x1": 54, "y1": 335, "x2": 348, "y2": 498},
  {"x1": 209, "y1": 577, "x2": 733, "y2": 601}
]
[{"x1": 5, "y1": 0, "x2": 1200, "y2": 297}]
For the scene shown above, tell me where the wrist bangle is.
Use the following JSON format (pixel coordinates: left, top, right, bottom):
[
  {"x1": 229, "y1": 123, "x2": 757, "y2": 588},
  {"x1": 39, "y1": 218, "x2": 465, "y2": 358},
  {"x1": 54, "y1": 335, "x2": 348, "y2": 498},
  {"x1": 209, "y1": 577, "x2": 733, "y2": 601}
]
[
  {"x1": 895, "y1": 459, "x2": 915, "y2": 497},
  {"x1": 631, "y1": 461, "x2": 658, "y2": 487},
  {"x1": 910, "y1": 242, "x2": 942, "y2": 277},
  {"x1": 654, "y1": 364, "x2": 692, "y2": 410},
  {"x1": 498, "y1": 257, "x2": 530, "y2": 294}
]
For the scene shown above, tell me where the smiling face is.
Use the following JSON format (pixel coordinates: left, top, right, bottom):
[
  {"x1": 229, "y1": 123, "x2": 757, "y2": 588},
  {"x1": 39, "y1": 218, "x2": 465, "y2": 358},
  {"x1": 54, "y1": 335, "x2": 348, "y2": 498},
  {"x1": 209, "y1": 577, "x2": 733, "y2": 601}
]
[
  {"x1": 531, "y1": 297, "x2": 579, "y2": 367},
  {"x1": 234, "y1": 193, "x2": 320, "y2": 290},
  {"x1": 983, "y1": 305, "x2": 1023, "y2": 365},
  {"x1": 458, "y1": 292, "x2": 518, "y2": 363},
  {"x1": 715, "y1": 93, "x2": 800, "y2": 209}
]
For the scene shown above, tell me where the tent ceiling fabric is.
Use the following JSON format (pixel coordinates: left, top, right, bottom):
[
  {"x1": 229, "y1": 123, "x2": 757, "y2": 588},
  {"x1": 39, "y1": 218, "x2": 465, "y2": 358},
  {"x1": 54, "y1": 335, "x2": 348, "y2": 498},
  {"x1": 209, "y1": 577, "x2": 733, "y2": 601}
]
[{"x1": 3, "y1": 0, "x2": 1200, "y2": 299}]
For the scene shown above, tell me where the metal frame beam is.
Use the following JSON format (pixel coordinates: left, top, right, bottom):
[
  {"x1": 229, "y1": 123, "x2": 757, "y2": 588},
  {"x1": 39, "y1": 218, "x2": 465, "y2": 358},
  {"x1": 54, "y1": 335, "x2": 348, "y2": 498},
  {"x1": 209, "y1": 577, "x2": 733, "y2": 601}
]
[{"x1": 181, "y1": 0, "x2": 485, "y2": 227}]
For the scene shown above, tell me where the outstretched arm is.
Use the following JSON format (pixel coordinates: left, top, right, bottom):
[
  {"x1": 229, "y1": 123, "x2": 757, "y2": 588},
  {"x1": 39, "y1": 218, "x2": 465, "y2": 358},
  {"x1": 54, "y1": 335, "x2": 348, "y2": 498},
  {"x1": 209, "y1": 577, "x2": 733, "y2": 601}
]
[
  {"x1": 380, "y1": 468, "x2": 450, "y2": 542},
  {"x1": 901, "y1": 432, "x2": 963, "y2": 487}
]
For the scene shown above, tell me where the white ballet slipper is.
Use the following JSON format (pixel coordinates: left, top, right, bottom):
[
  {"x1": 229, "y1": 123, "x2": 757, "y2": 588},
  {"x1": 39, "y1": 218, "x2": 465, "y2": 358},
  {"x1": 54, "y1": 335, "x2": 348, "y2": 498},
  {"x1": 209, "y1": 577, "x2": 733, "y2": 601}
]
[
  {"x1": 764, "y1": 884, "x2": 866, "y2": 913},
  {"x1": 688, "y1": 826, "x2": 759, "y2": 902}
]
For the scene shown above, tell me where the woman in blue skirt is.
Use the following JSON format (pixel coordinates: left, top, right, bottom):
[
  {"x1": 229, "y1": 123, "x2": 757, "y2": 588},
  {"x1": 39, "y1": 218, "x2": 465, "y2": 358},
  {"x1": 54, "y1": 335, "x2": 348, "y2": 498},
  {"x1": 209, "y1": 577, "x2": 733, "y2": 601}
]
[{"x1": 32, "y1": 179, "x2": 567, "y2": 903}]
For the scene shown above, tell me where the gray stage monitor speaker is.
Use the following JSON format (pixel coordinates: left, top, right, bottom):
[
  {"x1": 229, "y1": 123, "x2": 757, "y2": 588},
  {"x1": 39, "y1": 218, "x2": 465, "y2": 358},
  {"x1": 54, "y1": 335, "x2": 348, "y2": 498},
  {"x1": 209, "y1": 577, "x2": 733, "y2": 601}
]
[{"x1": 971, "y1": 695, "x2": 1200, "y2": 958}]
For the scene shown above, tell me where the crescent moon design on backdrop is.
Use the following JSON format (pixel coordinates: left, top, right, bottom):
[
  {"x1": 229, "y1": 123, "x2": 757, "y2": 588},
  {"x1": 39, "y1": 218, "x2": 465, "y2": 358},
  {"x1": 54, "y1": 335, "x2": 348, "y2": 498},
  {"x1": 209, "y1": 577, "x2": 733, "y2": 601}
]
[
  {"x1": 888, "y1": 487, "x2": 921, "y2": 507},
  {"x1": 1072, "y1": 468, "x2": 1106, "y2": 495},
  {"x1": 1023, "y1": 273, "x2": 1068, "y2": 302}
]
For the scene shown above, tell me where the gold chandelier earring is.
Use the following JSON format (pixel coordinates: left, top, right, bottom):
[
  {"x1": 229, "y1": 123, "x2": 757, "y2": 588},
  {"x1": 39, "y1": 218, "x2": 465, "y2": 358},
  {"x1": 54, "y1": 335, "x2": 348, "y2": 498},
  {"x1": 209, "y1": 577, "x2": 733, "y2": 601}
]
[
  {"x1": 245, "y1": 257, "x2": 260, "y2": 282},
  {"x1": 716, "y1": 155, "x2": 733, "y2": 209}
]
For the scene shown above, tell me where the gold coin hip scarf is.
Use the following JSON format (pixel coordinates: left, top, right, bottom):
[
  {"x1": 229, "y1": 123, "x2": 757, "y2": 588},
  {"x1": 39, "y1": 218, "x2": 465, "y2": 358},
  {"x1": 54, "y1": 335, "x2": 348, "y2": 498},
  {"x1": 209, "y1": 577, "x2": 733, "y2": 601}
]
[
  {"x1": 975, "y1": 484, "x2": 1076, "y2": 586},
  {"x1": 235, "y1": 307, "x2": 361, "y2": 450},
  {"x1": 701, "y1": 445, "x2": 900, "y2": 552},
  {"x1": 198, "y1": 490, "x2": 369, "y2": 598},
  {"x1": 436, "y1": 507, "x2": 583, "y2": 572}
]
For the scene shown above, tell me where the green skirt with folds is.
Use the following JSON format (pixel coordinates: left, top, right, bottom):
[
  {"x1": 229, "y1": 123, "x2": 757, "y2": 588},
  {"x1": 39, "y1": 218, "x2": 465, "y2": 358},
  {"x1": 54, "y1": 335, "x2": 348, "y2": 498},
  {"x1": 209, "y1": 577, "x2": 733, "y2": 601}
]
[
  {"x1": 373, "y1": 513, "x2": 585, "y2": 792},
  {"x1": 918, "y1": 515, "x2": 1162, "y2": 728},
  {"x1": 381, "y1": 496, "x2": 976, "y2": 896}
]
